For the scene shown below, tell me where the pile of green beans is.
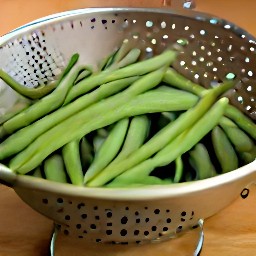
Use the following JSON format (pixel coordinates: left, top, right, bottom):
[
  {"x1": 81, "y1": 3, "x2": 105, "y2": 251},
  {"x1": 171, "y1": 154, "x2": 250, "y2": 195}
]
[{"x1": 0, "y1": 44, "x2": 255, "y2": 188}]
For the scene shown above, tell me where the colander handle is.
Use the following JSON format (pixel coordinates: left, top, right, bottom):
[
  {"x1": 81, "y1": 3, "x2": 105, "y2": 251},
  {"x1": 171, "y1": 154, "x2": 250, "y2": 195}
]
[{"x1": 0, "y1": 164, "x2": 16, "y2": 187}]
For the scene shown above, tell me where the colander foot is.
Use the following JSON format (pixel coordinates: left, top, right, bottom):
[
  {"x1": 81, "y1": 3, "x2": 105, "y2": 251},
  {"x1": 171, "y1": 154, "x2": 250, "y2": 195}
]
[
  {"x1": 49, "y1": 224, "x2": 59, "y2": 256},
  {"x1": 194, "y1": 219, "x2": 204, "y2": 256}
]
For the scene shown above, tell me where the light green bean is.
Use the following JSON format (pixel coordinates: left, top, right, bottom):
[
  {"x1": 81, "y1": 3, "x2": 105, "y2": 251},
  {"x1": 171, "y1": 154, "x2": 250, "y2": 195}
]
[
  {"x1": 62, "y1": 140, "x2": 84, "y2": 186},
  {"x1": 84, "y1": 119, "x2": 129, "y2": 184}
]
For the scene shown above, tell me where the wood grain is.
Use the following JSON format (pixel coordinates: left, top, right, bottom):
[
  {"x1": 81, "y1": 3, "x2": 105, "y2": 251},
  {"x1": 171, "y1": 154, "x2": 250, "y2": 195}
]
[{"x1": 1, "y1": 0, "x2": 256, "y2": 255}]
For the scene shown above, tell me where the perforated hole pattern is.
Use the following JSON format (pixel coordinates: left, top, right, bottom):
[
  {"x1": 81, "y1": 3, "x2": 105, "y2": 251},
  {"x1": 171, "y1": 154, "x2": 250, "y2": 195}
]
[
  {"x1": 0, "y1": 9, "x2": 255, "y2": 118},
  {"x1": 40, "y1": 195, "x2": 196, "y2": 244}
]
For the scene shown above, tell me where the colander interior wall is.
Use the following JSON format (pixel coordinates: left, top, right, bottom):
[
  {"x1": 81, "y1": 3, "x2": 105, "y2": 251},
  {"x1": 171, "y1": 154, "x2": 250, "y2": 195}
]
[{"x1": 0, "y1": 8, "x2": 255, "y2": 118}]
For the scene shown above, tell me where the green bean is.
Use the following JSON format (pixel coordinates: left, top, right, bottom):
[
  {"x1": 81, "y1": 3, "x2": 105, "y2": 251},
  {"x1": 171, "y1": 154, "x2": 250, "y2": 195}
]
[
  {"x1": 110, "y1": 115, "x2": 150, "y2": 165},
  {"x1": 111, "y1": 40, "x2": 131, "y2": 64},
  {"x1": 0, "y1": 100, "x2": 31, "y2": 125},
  {"x1": 239, "y1": 146, "x2": 256, "y2": 164},
  {"x1": 10, "y1": 69, "x2": 166, "y2": 173},
  {"x1": 98, "y1": 49, "x2": 118, "y2": 71},
  {"x1": 163, "y1": 68, "x2": 205, "y2": 96},
  {"x1": 107, "y1": 98, "x2": 228, "y2": 186},
  {"x1": 0, "y1": 53, "x2": 78, "y2": 100},
  {"x1": 106, "y1": 48, "x2": 141, "y2": 71},
  {"x1": 164, "y1": 68, "x2": 256, "y2": 140},
  {"x1": 88, "y1": 82, "x2": 234, "y2": 187},
  {"x1": 219, "y1": 116, "x2": 255, "y2": 152},
  {"x1": 74, "y1": 67, "x2": 93, "y2": 84},
  {"x1": 211, "y1": 126, "x2": 239, "y2": 173},
  {"x1": 0, "y1": 126, "x2": 5, "y2": 140},
  {"x1": 80, "y1": 137, "x2": 93, "y2": 169},
  {"x1": 0, "y1": 76, "x2": 139, "y2": 160},
  {"x1": 224, "y1": 105, "x2": 256, "y2": 140},
  {"x1": 93, "y1": 134, "x2": 106, "y2": 153},
  {"x1": 9, "y1": 82, "x2": 197, "y2": 175},
  {"x1": 64, "y1": 50, "x2": 177, "y2": 104},
  {"x1": 157, "y1": 111, "x2": 177, "y2": 129},
  {"x1": 154, "y1": 98, "x2": 229, "y2": 164},
  {"x1": 43, "y1": 154, "x2": 67, "y2": 183},
  {"x1": 189, "y1": 143, "x2": 216, "y2": 180},
  {"x1": 0, "y1": 69, "x2": 57, "y2": 100},
  {"x1": 84, "y1": 119, "x2": 129, "y2": 184},
  {"x1": 62, "y1": 140, "x2": 84, "y2": 186},
  {"x1": 32, "y1": 167, "x2": 42, "y2": 178},
  {"x1": 3, "y1": 59, "x2": 82, "y2": 134},
  {"x1": 173, "y1": 156, "x2": 183, "y2": 183},
  {"x1": 100, "y1": 41, "x2": 131, "y2": 71},
  {"x1": 106, "y1": 175, "x2": 172, "y2": 187}
]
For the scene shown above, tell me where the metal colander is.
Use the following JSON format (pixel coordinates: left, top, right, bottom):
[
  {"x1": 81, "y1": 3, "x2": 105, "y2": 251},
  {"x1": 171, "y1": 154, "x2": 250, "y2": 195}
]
[{"x1": 0, "y1": 7, "x2": 255, "y2": 247}]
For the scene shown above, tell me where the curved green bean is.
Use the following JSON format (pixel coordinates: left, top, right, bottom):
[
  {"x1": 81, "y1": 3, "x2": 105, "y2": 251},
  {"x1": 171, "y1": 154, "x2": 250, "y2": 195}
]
[
  {"x1": 3, "y1": 59, "x2": 82, "y2": 134},
  {"x1": 0, "y1": 69, "x2": 57, "y2": 100},
  {"x1": 0, "y1": 53, "x2": 78, "y2": 100},
  {"x1": 62, "y1": 140, "x2": 84, "y2": 186},
  {"x1": 173, "y1": 156, "x2": 183, "y2": 183}
]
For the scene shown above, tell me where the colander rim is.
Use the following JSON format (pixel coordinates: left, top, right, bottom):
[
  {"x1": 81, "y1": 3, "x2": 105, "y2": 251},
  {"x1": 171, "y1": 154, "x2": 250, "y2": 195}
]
[{"x1": 0, "y1": 7, "x2": 255, "y2": 201}]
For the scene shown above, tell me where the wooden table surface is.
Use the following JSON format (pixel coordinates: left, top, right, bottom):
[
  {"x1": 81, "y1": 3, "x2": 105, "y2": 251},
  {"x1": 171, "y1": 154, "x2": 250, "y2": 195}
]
[{"x1": 1, "y1": 0, "x2": 256, "y2": 255}]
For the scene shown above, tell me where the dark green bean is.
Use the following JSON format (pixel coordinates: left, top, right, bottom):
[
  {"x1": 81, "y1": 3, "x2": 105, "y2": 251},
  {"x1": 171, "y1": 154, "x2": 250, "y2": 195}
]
[{"x1": 80, "y1": 137, "x2": 93, "y2": 169}]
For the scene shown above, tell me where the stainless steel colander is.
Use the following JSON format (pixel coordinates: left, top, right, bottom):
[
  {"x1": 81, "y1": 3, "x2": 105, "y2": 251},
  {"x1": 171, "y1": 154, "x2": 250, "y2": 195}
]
[{"x1": 0, "y1": 7, "x2": 255, "y2": 246}]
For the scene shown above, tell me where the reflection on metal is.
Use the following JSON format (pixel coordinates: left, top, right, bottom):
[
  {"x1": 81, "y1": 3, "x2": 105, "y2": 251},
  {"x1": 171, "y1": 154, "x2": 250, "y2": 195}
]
[
  {"x1": 194, "y1": 219, "x2": 204, "y2": 256},
  {"x1": 162, "y1": 0, "x2": 196, "y2": 9}
]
